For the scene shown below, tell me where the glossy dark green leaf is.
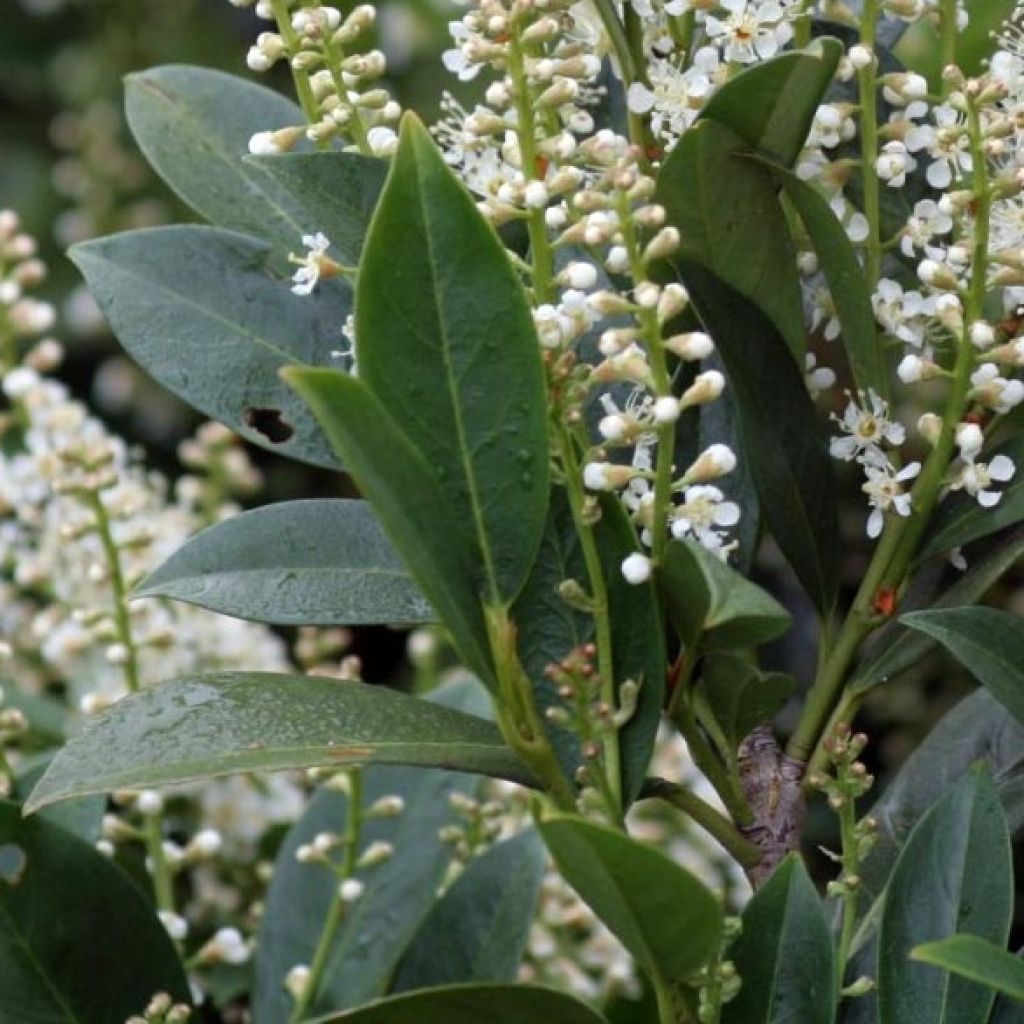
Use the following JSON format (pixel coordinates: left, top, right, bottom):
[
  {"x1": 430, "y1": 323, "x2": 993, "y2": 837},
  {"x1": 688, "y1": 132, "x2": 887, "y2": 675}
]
[
  {"x1": 24, "y1": 673, "x2": 532, "y2": 813},
  {"x1": 511, "y1": 489, "x2": 590, "y2": 781},
  {"x1": 393, "y1": 829, "x2": 545, "y2": 991},
  {"x1": 751, "y1": 156, "x2": 888, "y2": 398},
  {"x1": 539, "y1": 816, "x2": 721, "y2": 984},
  {"x1": 125, "y1": 65, "x2": 313, "y2": 251},
  {"x1": 697, "y1": 653, "x2": 796, "y2": 757},
  {"x1": 245, "y1": 152, "x2": 387, "y2": 264},
  {"x1": 723, "y1": 855, "x2": 836, "y2": 1024},
  {"x1": 894, "y1": 0, "x2": 1016, "y2": 87},
  {"x1": 255, "y1": 764, "x2": 478, "y2": 1020},
  {"x1": 878, "y1": 764, "x2": 1012, "y2": 1024},
  {"x1": 900, "y1": 607, "x2": 1024, "y2": 728},
  {"x1": 851, "y1": 530, "x2": 1024, "y2": 694},
  {"x1": 659, "y1": 120, "x2": 804, "y2": 357},
  {"x1": 922, "y1": 434, "x2": 1024, "y2": 558},
  {"x1": 356, "y1": 115, "x2": 549, "y2": 605},
  {"x1": 511, "y1": 490, "x2": 665, "y2": 806},
  {"x1": 669, "y1": 259, "x2": 839, "y2": 615},
  {"x1": 913, "y1": 935, "x2": 1024, "y2": 1002},
  {"x1": 860, "y1": 690, "x2": 1024, "y2": 909},
  {"x1": 13, "y1": 754, "x2": 103, "y2": 843},
  {"x1": 283, "y1": 369, "x2": 494, "y2": 685},
  {"x1": 311, "y1": 984, "x2": 609, "y2": 1024},
  {"x1": 660, "y1": 539, "x2": 791, "y2": 652},
  {"x1": 0, "y1": 800, "x2": 190, "y2": 1021},
  {"x1": 701, "y1": 38, "x2": 843, "y2": 165},
  {"x1": 137, "y1": 499, "x2": 433, "y2": 626},
  {"x1": 71, "y1": 226, "x2": 350, "y2": 469},
  {"x1": 596, "y1": 495, "x2": 667, "y2": 806}
]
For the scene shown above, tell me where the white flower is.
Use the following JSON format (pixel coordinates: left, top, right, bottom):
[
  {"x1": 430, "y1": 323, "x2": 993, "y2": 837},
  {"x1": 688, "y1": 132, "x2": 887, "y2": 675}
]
[
  {"x1": 290, "y1": 232, "x2": 332, "y2": 296},
  {"x1": 862, "y1": 461, "x2": 920, "y2": 538},
  {"x1": 830, "y1": 390, "x2": 906, "y2": 463},
  {"x1": 875, "y1": 140, "x2": 917, "y2": 188},
  {"x1": 905, "y1": 104, "x2": 972, "y2": 189},
  {"x1": 969, "y1": 363, "x2": 1024, "y2": 414},
  {"x1": 900, "y1": 199, "x2": 953, "y2": 259},
  {"x1": 670, "y1": 485, "x2": 741, "y2": 553},
  {"x1": 705, "y1": 0, "x2": 793, "y2": 65},
  {"x1": 949, "y1": 454, "x2": 1016, "y2": 507}
]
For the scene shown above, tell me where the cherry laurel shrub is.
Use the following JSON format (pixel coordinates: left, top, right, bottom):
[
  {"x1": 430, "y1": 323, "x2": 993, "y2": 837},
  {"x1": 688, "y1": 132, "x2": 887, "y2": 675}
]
[{"x1": 5, "y1": 0, "x2": 1024, "y2": 1021}]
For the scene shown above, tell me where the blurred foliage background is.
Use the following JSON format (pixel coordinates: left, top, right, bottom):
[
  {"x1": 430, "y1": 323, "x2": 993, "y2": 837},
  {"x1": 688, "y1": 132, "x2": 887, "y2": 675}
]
[{"x1": 1, "y1": 0, "x2": 1022, "y2": 884}]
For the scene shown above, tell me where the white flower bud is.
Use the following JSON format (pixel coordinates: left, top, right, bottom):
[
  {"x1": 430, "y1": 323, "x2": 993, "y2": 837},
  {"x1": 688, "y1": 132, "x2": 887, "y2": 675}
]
[
  {"x1": 564, "y1": 262, "x2": 598, "y2": 290},
  {"x1": 683, "y1": 444, "x2": 737, "y2": 484},
  {"x1": 524, "y1": 181, "x2": 549, "y2": 209},
  {"x1": 849, "y1": 44, "x2": 874, "y2": 70},
  {"x1": 969, "y1": 321, "x2": 996, "y2": 349},
  {"x1": 956, "y1": 422, "x2": 984, "y2": 458},
  {"x1": 339, "y1": 878, "x2": 365, "y2": 902},
  {"x1": 664, "y1": 332, "x2": 714, "y2": 361},
  {"x1": 620, "y1": 553, "x2": 652, "y2": 585},
  {"x1": 285, "y1": 965, "x2": 312, "y2": 999},
  {"x1": 158, "y1": 911, "x2": 188, "y2": 942},
  {"x1": 918, "y1": 412, "x2": 943, "y2": 445},
  {"x1": 680, "y1": 370, "x2": 725, "y2": 408},
  {"x1": 136, "y1": 790, "x2": 163, "y2": 816},
  {"x1": 653, "y1": 396, "x2": 682, "y2": 424}
]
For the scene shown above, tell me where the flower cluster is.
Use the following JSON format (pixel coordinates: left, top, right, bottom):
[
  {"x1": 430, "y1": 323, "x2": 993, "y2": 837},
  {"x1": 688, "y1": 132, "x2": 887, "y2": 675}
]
[{"x1": 236, "y1": 0, "x2": 403, "y2": 157}]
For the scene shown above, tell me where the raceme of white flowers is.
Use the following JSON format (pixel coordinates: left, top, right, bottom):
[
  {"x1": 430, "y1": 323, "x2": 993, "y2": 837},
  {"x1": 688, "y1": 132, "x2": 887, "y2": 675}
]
[{"x1": 251, "y1": 0, "x2": 1024, "y2": 572}]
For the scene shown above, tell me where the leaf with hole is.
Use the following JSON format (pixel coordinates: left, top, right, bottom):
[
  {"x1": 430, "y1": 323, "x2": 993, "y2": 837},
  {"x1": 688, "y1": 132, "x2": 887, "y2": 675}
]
[
  {"x1": 24, "y1": 673, "x2": 532, "y2": 812},
  {"x1": 0, "y1": 800, "x2": 190, "y2": 1022},
  {"x1": 355, "y1": 114, "x2": 549, "y2": 605},
  {"x1": 137, "y1": 499, "x2": 433, "y2": 626},
  {"x1": 71, "y1": 226, "x2": 351, "y2": 468}
]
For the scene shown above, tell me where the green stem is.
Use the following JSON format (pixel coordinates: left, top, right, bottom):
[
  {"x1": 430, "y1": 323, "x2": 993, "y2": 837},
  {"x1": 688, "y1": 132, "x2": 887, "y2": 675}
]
[
  {"x1": 788, "y1": 95, "x2": 991, "y2": 767},
  {"x1": 793, "y1": 0, "x2": 816, "y2": 49},
  {"x1": 270, "y1": 0, "x2": 324, "y2": 130},
  {"x1": 642, "y1": 778, "x2": 762, "y2": 867},
  {"x1": 835, "y1": 798, "x2": 859, "y2": 991},
  {"x1": 858, "y1": 0, "x2": 883, "y2": 292},
  {"x1": 288, "y1": 769, "x2": 363, "y2": 1024},
  {"x1": 939, "y1": 0, "x2": 959, "y2": 95},
  {"x1": 145, "y1": 815, "x2": 176, "y2": 914},
  {"x1": 320, "y1": 35, "x2": 373, "y2": 155},
  {"x1": 557, "y1": 425, "x2": 622, "y2": 815},
  {"x1": 652, "y1": 969, "x2": 680, "y2": 1024}
]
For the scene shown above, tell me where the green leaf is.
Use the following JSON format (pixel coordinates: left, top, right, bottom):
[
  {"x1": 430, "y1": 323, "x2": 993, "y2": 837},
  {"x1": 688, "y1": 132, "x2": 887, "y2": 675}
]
[
  {"x1": 125, "y1": 65, "x2": 314, "y2": 252},
  {"x1": 878, "y1": 763, "x2": 1013, "y2": 1024},
  {"x1": 355, "y1": 114, "x2": 549, "y2": 605},
  {"x1": 750, "y1": 156, "x2": 889, "y2": 399},
  {"x1": 392, "y1": 829, "x2": 546, "y2": 991},
  {"x1": 722, "y1": 854, "x2": 836, "y2": 1024},
  {"x1": 596, "y1": 494, "x2": 667, "y2": 806},
  {"x1": 245, "y1": 152, "x2": 388, "y2": 264},
  {"x1": 310, "y1": 984, "x2": 609, "y2": 1024},
  {"x1": 137, "y1": 499, "x2": 433, "y2": 626},
  {"x1": 894, "y1": 0, "x2": 1016, "y2": 88},
  {"x1": 900, "y1": 607, "x2": 1024, "y2": 728},
  {"x1": 511, "y1": 490, "x2": 665, "y2": 806},
  {"x1": 70, "y1": 226, "x2": 350, "y2": 469},
  {"x1": 283, "y1": 369, "x2": 495, "y2": 685},
  {"x1": 913, "y1": 935, "x2": 1024, "y2": 1003},
  {"x1": 922, "y1": 434, "x2": 1024, "y2": 558},
  {"x1": 669, "y1": 258, "x2": 839, "y2": 615},
  {"x1": 0, "y1": 801, "x2": 190, "y2": 1021},
  {"x1": 697, "y1": 653, "x2": 796, "y2": 757},
  {"x1": 860, "y1": 690, "x2": 1024, "y2": 910},
  {"x1": 255, "y1": 764, "x2": 478, "y2": 1020},
  {"x1": 538, "y1": 816, "x2": 721, "y2": 984},
  {"x1": 660, "y1": 539, "x2": 792, "y2": 652},
  {"x1": 701, "y1": 39, "x2": 844, "y2": 165},
  {"x1": 659, "y1": 120, "x2": 804, "y2": 357},
  {"x1": 24, "y1": 673, "x2": 532, "y2": 813},
  {"x1": 851, "y1": 530, "x2": 1024, "y2": 694}
]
